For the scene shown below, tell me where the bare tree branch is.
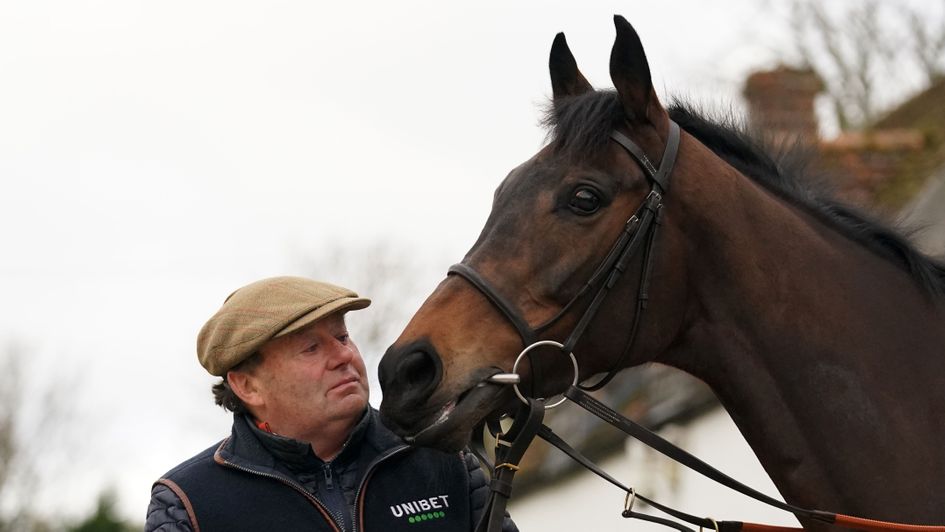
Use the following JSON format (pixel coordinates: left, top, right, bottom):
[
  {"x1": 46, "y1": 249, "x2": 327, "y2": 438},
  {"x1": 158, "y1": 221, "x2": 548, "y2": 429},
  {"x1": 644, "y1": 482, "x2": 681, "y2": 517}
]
[
  {"x1": 787, "y1": 0, "x2": 942, "y2": 131},
  {"x1": 908, "y1": 1, "x2": 945, "y2": 83},
  {"x1": 0, "y1": 342, "x2": 72, "y2": 532}
]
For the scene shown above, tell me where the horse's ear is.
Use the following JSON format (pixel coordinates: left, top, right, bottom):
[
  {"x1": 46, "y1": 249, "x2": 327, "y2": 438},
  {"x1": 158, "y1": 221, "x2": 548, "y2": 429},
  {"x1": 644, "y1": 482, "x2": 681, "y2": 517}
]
[
  {"x1": 610, "y1": 15, "x2": 662, "y2": 124},
  {"x1": 550, "y1": 32, "x2": 593, "y2": 100}
]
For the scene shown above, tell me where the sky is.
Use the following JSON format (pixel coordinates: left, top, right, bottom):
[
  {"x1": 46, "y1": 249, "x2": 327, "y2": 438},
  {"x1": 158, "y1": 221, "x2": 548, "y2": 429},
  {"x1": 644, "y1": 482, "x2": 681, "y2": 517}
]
[{"x1": 1, "y1": 0, "x2": 940, "y2": 524}]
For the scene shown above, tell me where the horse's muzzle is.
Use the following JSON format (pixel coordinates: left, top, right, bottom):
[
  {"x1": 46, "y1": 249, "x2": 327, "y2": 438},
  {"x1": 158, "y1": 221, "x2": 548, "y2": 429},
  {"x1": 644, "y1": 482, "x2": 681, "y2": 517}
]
[{"x1": 377, "y1": 341, "x2": 443, "y2": 432}]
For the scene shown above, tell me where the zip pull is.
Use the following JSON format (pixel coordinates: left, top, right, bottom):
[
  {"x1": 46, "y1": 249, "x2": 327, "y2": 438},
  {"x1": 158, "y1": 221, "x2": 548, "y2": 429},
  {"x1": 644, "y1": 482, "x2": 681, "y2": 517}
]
[{"x1": 323, "y1": 463, "x2": 334, "y2": 490}]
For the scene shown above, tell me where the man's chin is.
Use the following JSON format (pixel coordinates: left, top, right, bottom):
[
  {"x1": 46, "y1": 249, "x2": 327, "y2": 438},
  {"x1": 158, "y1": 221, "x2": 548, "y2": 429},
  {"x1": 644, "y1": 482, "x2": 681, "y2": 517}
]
[
  {"x1": 317, "y1": 390, "x2": 369, "y2": 426},
  {"x1": 338, "y1": 392, "x2": 370, "y2": 414}
]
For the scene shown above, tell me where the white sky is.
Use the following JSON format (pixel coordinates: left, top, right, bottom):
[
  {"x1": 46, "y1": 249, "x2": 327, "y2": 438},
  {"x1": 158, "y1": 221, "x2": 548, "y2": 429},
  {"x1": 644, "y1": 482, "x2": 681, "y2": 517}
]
[{"x1": 0, "y1": 0, "x2": 939, "y2": 524}]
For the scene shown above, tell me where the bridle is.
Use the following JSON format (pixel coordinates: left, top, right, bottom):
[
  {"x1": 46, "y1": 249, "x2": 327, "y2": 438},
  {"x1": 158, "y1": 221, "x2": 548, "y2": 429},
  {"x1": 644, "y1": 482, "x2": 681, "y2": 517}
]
[
  {"x1": 448, "y1": 120, "x2": 681, "y2": 393},
  {"x1": 446, "y1": 122, "x2": 945, "y2": 532},
  {"x1": 451, "y1": 119, "x2": 684, "y2": 531}
]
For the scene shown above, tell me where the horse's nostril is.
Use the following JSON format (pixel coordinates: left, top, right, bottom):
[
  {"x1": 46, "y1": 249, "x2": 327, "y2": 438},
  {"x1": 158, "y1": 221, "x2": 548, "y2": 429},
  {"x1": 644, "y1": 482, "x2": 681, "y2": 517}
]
[
  {"x1": 399, "y1": 350, "x2": 434, "y2": 382},
  {"x1": 380, "y1": 343, "x2": 443, "y2": 407},
  {"x1": 396, "y1": 349, "x2": 441, "y2": 398}
]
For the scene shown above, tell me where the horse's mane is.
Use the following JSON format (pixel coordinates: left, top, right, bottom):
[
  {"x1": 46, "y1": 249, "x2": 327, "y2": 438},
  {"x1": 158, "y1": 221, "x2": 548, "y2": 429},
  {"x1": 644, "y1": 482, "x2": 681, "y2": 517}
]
[{"x1": 543, "y1": 91, "x2": 945, "y2": 298}]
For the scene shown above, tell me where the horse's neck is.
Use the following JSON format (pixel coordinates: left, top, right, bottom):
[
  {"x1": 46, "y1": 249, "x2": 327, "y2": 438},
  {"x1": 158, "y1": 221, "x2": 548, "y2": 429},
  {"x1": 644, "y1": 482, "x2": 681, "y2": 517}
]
[{"x1": 667, "y1": 161, "x2": 945, "y2": 522}]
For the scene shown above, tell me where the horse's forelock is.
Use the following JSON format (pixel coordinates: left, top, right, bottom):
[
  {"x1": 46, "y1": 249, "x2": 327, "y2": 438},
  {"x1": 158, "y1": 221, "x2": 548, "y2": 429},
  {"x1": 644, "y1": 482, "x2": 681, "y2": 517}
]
[{"x1": 542, "y1": 91, "x2": 625, "y2": 161}]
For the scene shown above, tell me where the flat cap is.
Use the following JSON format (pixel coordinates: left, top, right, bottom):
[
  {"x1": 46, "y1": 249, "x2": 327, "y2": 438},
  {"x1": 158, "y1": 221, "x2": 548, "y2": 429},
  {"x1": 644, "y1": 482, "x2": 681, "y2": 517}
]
[{"x1": 197, "y1": 276, "x2": 371, "y2": 376}]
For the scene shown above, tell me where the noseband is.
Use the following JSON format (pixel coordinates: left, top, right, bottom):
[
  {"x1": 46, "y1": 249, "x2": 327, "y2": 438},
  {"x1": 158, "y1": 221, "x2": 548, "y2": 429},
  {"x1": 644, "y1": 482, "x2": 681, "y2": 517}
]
[{"x1": 448, "y1": 120, "x2": 681, "y2": 393}]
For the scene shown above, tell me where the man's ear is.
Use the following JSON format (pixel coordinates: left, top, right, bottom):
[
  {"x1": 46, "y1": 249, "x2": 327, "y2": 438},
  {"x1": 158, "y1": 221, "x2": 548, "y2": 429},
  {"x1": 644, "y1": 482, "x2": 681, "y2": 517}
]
[{"x1": 227, "y1": 369, "x2": 265, "y2": 408}]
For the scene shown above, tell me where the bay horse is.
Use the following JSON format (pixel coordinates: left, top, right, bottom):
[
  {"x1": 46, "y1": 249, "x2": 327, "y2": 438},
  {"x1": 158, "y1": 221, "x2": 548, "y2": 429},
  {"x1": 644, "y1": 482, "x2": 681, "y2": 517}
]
[{"x1": 378, "y1": 15, "x2": 945, "y2": 528}]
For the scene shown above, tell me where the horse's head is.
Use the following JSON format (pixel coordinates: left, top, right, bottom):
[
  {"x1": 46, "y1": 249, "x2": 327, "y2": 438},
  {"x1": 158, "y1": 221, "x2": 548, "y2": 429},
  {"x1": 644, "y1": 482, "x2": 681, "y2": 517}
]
[{"x1": 379, "y1": 16, "x2": 692, "y2": 451}]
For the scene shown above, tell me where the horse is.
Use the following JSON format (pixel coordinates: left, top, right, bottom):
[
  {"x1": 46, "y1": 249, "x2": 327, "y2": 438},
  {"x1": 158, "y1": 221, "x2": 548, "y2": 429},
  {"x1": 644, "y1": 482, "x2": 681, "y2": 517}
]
[{"x1": 377, "y1": 15, "x2": 945, "y2": 528}]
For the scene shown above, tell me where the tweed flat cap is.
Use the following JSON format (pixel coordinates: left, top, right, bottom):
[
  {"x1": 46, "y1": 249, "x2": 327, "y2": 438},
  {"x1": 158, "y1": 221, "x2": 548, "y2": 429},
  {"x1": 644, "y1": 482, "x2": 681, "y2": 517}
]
[{"x1": 197, "y1": 276, "x2": 371, "y2": 376}]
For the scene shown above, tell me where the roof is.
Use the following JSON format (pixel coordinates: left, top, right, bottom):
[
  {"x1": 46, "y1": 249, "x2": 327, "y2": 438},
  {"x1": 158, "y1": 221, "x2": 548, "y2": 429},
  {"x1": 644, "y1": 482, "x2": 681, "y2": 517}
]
[
  {"x1": 870, "y1": 79, "x2": 945, "y2": 208},
  {"x1": 818, "y1": 78, "x2": 945, "y2": 209}
]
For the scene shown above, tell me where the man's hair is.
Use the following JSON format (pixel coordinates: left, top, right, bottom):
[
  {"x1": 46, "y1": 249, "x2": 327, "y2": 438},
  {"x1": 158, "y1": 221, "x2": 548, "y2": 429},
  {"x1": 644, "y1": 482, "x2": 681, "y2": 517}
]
[{"x1": 212, "y1": 352, "x2": 263, "y2": 414}]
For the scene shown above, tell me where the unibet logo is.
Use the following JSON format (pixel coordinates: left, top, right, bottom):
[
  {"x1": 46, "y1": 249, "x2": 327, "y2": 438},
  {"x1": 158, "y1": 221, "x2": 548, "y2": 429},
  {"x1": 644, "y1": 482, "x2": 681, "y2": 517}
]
[{"x1": 390, "y1": 495, "x2": 450, "y2": 524}]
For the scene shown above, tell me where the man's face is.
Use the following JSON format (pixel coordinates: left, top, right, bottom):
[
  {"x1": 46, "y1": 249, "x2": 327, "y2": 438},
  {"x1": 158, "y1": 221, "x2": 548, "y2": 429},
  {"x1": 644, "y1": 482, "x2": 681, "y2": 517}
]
[{"x1": 250, "y1": 312, "x2": 369, "y2": 441}]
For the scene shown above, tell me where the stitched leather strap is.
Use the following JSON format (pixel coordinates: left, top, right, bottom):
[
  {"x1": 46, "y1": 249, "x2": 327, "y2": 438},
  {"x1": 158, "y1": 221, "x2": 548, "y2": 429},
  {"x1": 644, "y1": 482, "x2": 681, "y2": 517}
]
[
  {"x1": 563, "y1": 386, "x2": 835, "y2": 523},
  {"x1": 476, "y1": 399, "x2": 545, "y2": 532},
  {"x1": 448, "y1": 263, "x2": 538, "y2": 346},
  {"x1": 610, "y1": 121, "x2": 680, "y2": 193}
]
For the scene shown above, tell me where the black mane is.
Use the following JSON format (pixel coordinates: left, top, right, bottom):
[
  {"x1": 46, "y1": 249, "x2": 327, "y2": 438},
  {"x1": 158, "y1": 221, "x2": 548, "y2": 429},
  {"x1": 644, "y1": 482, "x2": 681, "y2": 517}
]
[{"x1": 544, "y1": 91, "x2": 945, "y2": 297}]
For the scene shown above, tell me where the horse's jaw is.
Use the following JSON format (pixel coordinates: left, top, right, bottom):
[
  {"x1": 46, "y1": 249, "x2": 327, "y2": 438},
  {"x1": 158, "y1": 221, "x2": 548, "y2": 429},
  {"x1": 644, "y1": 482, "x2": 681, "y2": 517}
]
[{"x1": 379, "y1": 368, "x2": 515, "y2": 452}]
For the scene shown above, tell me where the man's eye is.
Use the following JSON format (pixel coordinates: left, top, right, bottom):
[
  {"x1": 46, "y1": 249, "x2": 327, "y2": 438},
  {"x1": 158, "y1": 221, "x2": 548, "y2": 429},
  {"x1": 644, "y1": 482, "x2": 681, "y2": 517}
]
[
  {"x1": 302, "y1": 343, "x2": 319, "y2": 353},
  {"x1": 337, "y1": 334, "x2": 349, "y2": 344}
]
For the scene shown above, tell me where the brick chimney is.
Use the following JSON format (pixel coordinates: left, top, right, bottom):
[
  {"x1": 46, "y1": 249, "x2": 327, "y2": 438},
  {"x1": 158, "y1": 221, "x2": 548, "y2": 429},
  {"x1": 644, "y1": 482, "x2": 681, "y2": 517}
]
[{"x1": 743, "y1": 66, "x2": 824, "y2": 146}]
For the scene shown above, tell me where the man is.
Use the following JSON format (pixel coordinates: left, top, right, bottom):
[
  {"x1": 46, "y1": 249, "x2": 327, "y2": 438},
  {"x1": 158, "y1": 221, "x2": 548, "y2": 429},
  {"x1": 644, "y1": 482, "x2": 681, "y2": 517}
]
[{"x1": 146, "y1": 276, "x2": 516, "y2": 531}]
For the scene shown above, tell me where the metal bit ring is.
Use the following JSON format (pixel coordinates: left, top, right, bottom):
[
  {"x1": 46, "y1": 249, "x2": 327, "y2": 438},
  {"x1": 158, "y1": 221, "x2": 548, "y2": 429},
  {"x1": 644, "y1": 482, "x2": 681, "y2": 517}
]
[{"x1": 511, "y1": 340, "x2": 579, "y2": 410}]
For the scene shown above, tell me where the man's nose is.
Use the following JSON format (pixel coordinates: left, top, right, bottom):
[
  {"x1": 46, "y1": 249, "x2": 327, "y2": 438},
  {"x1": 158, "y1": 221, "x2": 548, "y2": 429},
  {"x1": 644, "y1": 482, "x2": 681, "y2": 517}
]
[{"x1": 326, "y1": 339, "x2": 355, "y2": 367}]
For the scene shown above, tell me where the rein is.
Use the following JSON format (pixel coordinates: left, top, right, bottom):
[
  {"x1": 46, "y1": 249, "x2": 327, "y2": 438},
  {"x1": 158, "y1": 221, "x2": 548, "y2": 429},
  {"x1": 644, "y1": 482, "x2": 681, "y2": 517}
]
[{"x1": 456, "y1": 122, "x2": 945, "y2": 532}]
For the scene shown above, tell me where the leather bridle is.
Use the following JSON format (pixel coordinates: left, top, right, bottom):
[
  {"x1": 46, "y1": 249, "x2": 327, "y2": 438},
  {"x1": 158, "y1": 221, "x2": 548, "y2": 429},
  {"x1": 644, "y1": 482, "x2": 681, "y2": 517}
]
[
  {"x1": 451, "y1": 121, "x2": 945, "y2": 532},
  {"x1": 448, "y1": 120, "x2": 680, "y2": 393}
]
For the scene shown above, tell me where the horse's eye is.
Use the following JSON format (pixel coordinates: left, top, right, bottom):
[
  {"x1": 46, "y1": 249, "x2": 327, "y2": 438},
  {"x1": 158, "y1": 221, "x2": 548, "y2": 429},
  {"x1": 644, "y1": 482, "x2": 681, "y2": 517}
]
[{"x1": 569, "y1": 187, "x2": 601, "y2": 215}]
